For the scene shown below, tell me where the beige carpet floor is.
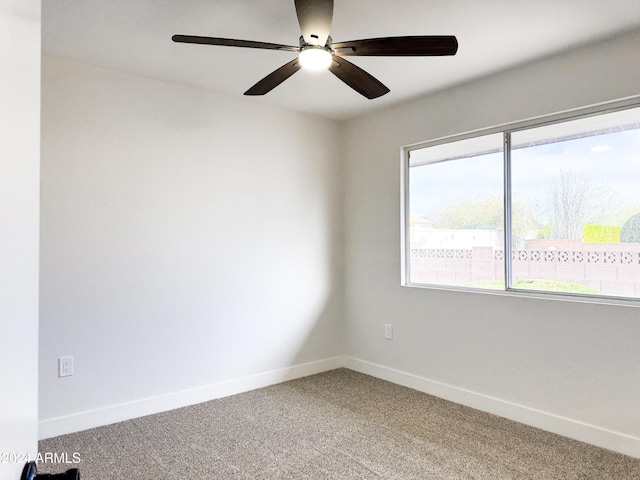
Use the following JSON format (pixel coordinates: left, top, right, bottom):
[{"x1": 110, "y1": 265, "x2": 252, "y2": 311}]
[{"x1": 39, "y1": 369, "x2": 640, "y2": 479}]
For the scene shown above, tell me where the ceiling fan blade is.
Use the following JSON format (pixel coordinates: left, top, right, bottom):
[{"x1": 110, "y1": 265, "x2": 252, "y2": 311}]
[
  {"x1": 328, "y1": 56, "x2": 389, "y2": 100},
  {"x1": 294, "y1": 0, "x2": 333, "y2": 46},
  {"x1": 332, "y1": 36, "x2": 458, "y2": 56},
  {"x1": 244, "y1": 58, "x2": 302, "y2": 96},
  {"x1": 172, "y1": 35, "x2": 299, "y2": 52}
]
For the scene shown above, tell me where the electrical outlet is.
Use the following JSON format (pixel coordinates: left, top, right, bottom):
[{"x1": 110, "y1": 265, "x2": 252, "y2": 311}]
[
  {"x1": 59, "y1": 356, "x2": 74, "y2": 377},
  {"x1": 384, "y1": 324, "x2": 393, "y2": 340}
]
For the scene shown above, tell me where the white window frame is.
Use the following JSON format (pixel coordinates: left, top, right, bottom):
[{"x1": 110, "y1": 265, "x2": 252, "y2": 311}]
[{"x1": 401, "y1": 95, "x2": 640, "y2": 304}]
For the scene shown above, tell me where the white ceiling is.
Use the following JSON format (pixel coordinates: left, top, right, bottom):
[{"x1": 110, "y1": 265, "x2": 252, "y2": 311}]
[{"x1": 42, "y1": 0, "x2": 640, "y2": 120}]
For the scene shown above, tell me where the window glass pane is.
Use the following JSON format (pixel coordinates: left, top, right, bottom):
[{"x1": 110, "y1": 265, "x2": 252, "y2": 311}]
[
  {"x1": 510, "y1": 106, "x2": 640, "y2": 298},
  {"x1": 408, "y1": 133, "x2": 504, "y2": 289}
]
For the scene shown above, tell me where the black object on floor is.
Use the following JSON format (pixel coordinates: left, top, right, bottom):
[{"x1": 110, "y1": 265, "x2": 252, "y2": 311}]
[{"x1": 21, "y1": 462, "x2": 79, "y2": 480}]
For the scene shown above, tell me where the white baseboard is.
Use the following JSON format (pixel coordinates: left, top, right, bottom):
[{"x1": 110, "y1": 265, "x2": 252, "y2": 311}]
[
  {"x1": 39, "y1": 355, "x2": 640, "y2": 460},
  {"x1": 38, "y1": 356, "x2": 345, "y2": 440},
  {"x1": 344, "y1": 356, "x2": 640, "y2": 459}
]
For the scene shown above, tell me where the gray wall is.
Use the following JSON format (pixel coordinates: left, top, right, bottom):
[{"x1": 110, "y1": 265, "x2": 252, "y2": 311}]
[
  {"x1": 39, "y1": 56, "x2": 344, "y2": 434},
  {"x1": 343, "y1": 29, "x2": 640, "y2": 453}
]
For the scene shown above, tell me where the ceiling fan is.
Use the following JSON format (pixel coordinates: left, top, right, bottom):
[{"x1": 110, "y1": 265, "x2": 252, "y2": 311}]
[{"x1": 172, "y1": 0, "x2": 458, "y2": 99}]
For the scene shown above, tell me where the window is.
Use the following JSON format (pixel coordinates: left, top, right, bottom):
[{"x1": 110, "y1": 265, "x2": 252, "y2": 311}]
[
  {"x1": 403, "y1": 100, "x2": 640, "y2": 300},
  {"x1": 407, "y1": 133, "x2": 504, "y2": 288}
]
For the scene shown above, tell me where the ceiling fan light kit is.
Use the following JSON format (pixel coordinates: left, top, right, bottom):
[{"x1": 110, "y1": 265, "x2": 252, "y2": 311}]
[
  {"x1": 298, "y1": 39, "x2": 333, "y2": 71},
  {"x1": 172, "y1": 0, "x2": 457, "y2": 99}
]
